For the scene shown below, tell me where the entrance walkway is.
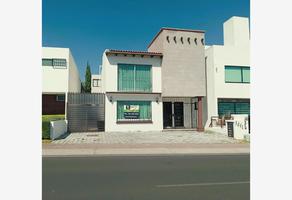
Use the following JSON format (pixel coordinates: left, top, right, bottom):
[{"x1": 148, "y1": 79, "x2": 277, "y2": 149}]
[{"x1": 52, "y1": 130, "x2": 241, "y2": 144}]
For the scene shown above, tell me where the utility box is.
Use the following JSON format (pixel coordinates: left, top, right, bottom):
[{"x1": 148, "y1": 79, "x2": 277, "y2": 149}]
[{"x1": 226, "y1": 121, "x2": 234, "y2": 137}]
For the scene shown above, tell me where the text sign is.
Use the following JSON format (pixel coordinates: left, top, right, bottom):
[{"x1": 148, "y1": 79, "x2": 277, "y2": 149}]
[{"x1": 124, "y1": 105, "x2": 140, "y2": 119}]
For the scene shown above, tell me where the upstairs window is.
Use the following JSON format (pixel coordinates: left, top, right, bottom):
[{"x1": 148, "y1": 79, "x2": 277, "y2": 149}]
[
  {"x1": 92, "y1": 79, "x2": 100, "y2": 87},
  {"x1": 225, "y1": 66, "x2": 250, "y2": 83},
  {"x1": 42, "y1": 58, "x2": 67, "y2": 68},
  {"x1": 53, "y1": 59, "x2": 67, "y2": 67},
  {"x1": 42, "y1": 59, "x2": 53, "y2": 66},
  {"x1": 118, "y1": 64, "x2": 152, "y2": 92}
]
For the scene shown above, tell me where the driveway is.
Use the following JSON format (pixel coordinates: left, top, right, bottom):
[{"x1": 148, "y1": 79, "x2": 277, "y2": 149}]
[{"x1": 52, "y1": 130, "x2": 242, "y2": 144}]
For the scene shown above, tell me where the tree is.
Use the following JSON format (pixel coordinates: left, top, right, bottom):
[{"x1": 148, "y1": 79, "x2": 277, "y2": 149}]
[{"x1": 84, "y1": 62, "x2": 92, "y2": 93}]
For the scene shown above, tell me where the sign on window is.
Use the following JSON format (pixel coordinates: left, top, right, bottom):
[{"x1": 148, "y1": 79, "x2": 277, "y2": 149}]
[{"x1": 124, "y1": 105, "x2": 140, "y2": 119}]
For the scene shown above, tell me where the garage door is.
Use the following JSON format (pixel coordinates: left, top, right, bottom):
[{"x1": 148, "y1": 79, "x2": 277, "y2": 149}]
[{"x1": 67, "y1": 93, "x2": 105, "y2": 132}]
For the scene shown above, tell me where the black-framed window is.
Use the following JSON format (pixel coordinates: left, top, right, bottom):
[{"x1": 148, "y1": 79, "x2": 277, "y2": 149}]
[
  {"x1": 92, "y1": 79, "x2": 100, "y2": 87},
  {"x1": 225, "y1": 66, "x2": 250, "y2": 83},
  {"x1": 56, "y1": 95, "x2": 65, "y2": 102}
]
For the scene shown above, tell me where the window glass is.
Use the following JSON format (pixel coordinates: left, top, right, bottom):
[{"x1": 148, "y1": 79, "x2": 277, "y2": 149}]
[
  {"x1": 93, "y1": 79, "x2": 99, "y2": 87},
  {"x1": 117, "y1": 101, "x2": 151, "y2": 120},
  {"x1": 242, "y1": 68, "x2": 250, "y2": 83},
  {"x1": 53, "y1": 59, "x2": 67, "y2": 67},
  {"x1": 118, "y1": 64, "x2": 135, "y2": 91},
  {"x1": 135, "y1": 65, "x2": 151, "y2": 92},
  {"x1": 225, "y1": 66, "x2": 242, "y2": 82},
  {"x1": 56, "y1": 95, "x2": 65, "y2": 101},
  {"x1": 118, "y1": 64, "x2": 151, "y2": 92},
  {"x1": 42, "y1": 59, "x2": 53, "y2": 66}
]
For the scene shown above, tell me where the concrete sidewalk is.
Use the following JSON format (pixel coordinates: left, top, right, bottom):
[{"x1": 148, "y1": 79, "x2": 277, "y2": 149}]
[{"x1": 42, "y1": 143, "x2": 249, "y2": 156}]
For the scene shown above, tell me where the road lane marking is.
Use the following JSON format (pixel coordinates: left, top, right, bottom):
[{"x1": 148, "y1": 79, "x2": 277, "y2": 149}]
[{"x1": 156, "y1": 181, "x2": 250, "y2": 188}]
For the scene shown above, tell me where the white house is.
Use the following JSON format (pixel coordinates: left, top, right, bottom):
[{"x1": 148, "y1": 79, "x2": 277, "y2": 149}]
[
  {"x1": 91, "y1": 74, "x2": 103, "y2": 93},
  {"x1": 205, "y1": 16, "x2": 250, "y2": 128},
  {"x1": 42, "y1": 47, "x2": 81, "y2": 115},
  {"x1": 101, "y1": 49, "x2": 163, "y2": 132}
]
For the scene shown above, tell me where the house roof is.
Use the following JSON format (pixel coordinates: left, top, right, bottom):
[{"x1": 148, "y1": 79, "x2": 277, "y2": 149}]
[
  {"x1": 147, "y1": 27, "x2": 205, "y2": 48},
  {"x1": 105, "y1": 49, "x2": 163, "y2": 57}
]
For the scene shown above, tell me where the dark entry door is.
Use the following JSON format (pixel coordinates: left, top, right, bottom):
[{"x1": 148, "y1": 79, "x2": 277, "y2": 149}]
[
  {"x1": 174, "y1": 102, "x2": 184, "y2": 127},
  {"x1": 163, "y1": 102, "x2": 172, "y2": 128}
]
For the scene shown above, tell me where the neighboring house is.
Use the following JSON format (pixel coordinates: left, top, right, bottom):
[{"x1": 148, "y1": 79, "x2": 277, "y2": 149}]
[
  {"x1": 91, "y1": 74, "x2": 102, "y2": 93},
  {"x1": 148, "y1": 28, "x2": 207, "y2": 131},
  {"x1": 42, "y1": 47, "x2": 81, "y2": 115},
  {"x1": 102, "y1": 49, "x2": 163, "y2": 132},
  {"x1": 205, "y1": 16, "x2": 250, "y2": 128}
]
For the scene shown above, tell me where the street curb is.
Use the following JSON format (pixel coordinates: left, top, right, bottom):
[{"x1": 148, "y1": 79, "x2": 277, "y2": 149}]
[{"x1": 42, "y1": 147, "x2": 250, "y2": 157}]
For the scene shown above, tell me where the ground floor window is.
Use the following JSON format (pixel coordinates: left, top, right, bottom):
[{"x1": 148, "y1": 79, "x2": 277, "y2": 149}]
[
  {"x1": 218, "y1": 98, "x2": 250, "y2": 116},
  {"x1": 117, "y1": 101, "x2": 151, "y2": 121},
  {"x1": 56, "y1": 95, "x2": 65, "y2": 101}
]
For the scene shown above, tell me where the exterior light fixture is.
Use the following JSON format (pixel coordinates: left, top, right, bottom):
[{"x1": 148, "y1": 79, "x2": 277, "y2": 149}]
[
  {"x1": 109, "y1": 96, "x2": 113, "y2": 103},
  {"x1": 156, "y1": 97, "x2": 159, "y2": 103}
]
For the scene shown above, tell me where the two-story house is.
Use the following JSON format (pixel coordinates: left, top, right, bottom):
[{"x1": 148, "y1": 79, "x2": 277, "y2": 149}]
[
  {"x1": 102, "y1": 49, "x2": 163, "y2": 132},
  {"x1": 42, "y1": 47, "x2": 81, "y2": 115},
  {"x1": 205, "y1": 16, "x2": 250, "y2": 128}
]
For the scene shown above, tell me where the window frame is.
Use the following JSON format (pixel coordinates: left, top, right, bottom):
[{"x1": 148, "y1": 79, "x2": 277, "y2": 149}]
[
  {"x1": 42, "y1": 58, "x2": 67, "y2": 69},
  {"x1": 92, "y1": 79, "x2": 100, "y2": 87},
  {"x1": 225, "y1": 66, "x2": 250, "y2": 84},
  {"x1": 117, "y1": 63, "x2": 152, "y2": 92}
]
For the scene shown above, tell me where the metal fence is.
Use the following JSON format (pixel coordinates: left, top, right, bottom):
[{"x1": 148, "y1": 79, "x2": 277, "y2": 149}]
[{"x1": 67, "y1": 93, "x2": 105, "y2": 132}]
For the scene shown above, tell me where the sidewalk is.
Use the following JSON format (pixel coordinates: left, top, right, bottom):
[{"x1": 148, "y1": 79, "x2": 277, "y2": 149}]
[{"x1": 43, "y1": 143, "x2": 249, "y2": 156}]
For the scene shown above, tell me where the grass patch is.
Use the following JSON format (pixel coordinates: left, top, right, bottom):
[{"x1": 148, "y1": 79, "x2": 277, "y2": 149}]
[{"x1": 42, "y1": 114, "x2": 65, "y2": 139}]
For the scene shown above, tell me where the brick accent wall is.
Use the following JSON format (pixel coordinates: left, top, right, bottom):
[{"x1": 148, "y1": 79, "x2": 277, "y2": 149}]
[{"x1": 42, "y1": 94, "x2": 65, "y2": 115}]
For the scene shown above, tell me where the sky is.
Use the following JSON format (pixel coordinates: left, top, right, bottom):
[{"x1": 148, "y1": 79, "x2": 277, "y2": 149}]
[{"x1": 42, "y1": 0, "x2": 250, "y2": 81}]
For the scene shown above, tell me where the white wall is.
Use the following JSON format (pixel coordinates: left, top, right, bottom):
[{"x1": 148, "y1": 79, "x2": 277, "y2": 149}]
[
  {"x1": 42, "y1": 47, "x2": 81, "y2": 94},
  {"x1": 42, "y1": 47, "x2": 69, "y2": 93},
  {"x1": 91, "y1": 74, "x2": 102, "y2": 93},
  {"x1": 68, "y1": 50, "x2": 81, "y2": 93},
  {"x1": 102, "y1": 53, "x2": 162, "y2": 93},
  {"x1": 205, "y1": 17, "x2": 250, "y2": 128}
]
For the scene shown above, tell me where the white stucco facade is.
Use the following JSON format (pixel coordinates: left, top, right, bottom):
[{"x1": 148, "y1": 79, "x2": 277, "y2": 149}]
[
  {"x1": 91, "y1": 74, "x2": 103, "y2": 93},
  {"x1": 205, "y1": 17, "x2": 250, "y2": 128},
  {"x1": 42, "y1": 47, "x2": 81, "y2": 94},
  {"x1": 102, "y1": 50, "x2": 163, "y2": 132}
]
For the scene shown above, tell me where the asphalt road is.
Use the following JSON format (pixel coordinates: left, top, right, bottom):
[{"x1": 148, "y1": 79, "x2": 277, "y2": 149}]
[{"x1": 43, "y1": 154, "x2": 250, "y2": 200}]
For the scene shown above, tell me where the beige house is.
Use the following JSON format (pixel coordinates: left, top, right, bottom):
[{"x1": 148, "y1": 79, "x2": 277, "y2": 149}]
[{"x1": 148, "y1": 28, "x2": 207, "y2": 131}]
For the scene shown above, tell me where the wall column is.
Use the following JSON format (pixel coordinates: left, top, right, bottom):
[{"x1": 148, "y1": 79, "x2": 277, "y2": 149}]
[{"x1": 197, "y1": 96, "x2": 204, "y2": 132}]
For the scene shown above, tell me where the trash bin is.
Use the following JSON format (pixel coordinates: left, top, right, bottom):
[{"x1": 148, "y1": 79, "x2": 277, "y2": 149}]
[{"x1": 227, "y1": 121, "x2": 234, "y2": 137}]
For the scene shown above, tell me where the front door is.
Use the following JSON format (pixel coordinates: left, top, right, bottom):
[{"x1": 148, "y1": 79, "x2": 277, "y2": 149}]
[
  {"x1": 163, "y1": 102, "x2": 173, "y2": 128},
  {"x1": 174, "y1": 102, "x2": 184, "y2": 127}
]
